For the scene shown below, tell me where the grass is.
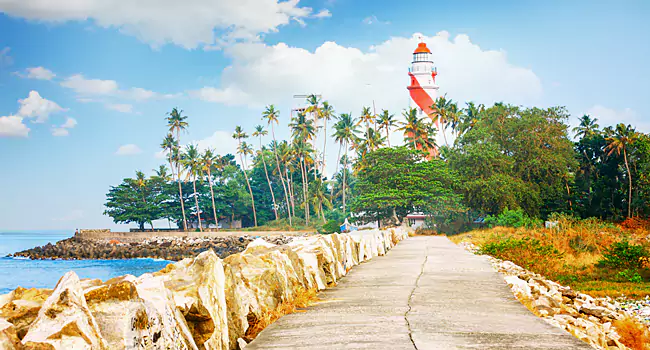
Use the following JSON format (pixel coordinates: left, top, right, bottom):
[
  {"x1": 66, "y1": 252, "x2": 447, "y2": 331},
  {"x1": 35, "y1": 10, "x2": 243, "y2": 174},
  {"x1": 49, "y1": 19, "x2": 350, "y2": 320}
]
[
  {"x1": 244, "y1": 287, "x2": 319, "y2": 341},
  {"x1": 450, "y1": 219, "x2": 650, "y2": 298}
]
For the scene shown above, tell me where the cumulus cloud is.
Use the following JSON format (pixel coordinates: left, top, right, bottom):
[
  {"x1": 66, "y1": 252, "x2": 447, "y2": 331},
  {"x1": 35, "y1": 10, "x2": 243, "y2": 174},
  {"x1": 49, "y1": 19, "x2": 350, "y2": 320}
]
[
  {"x1": 195, "y1": 32, "x2": 543, "y2": 114},
  {"x1": 313, "y1": 9, "x2": 332, "y2": 18},
  {"x1": 0, "y1": 115, "x2": 29, "y2": 137},
  {"x1": 51, "y1": 117, "x2": 77, "y2": 136},
  {"x1": 0, "y1": 0, "x2": 317, "y2": 49},
  {"x1": 24, "y1": 66, "x2": 56, "y2": 80},
  {"x1": 17, "y1": 90, "x2": 66, "y2": 123},
  {"x1": 0, "y1": 47, "x2": 12, "y2": 66},
  {"x1": 116, "y1": 144, "x2": 142, "y2": 156},
  {"x1": 61, "y1": 74, "x2": 119, "y2": 95},
  {"x1": 106, "y1": 103, "x2": 133, "y2": 113},
  {"x1": 585, "y1": 105, "x2": 649, "y2": 132}
]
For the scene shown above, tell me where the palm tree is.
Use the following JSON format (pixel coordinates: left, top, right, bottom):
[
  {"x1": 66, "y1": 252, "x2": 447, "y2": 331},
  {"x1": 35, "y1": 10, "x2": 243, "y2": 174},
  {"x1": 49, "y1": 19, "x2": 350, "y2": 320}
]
[
  {"x1": 605, "y1": 123, "x2": 639, "y2": 218},
  {"x1": 277, "y1": 141, "x2": 296, "y2": 216},
  {"x1": 292, "y1": 139, "x2": 314, "y2": 225},
  {"x1": 430, "y1": 96, "x2": 453, "y2": 146},
  {"x1": 459, "y1": 102, "x2": 484, "y2": 136},
  {"x1": 166, "y1": 108, "x2": 189, "y2": 231},
  {"x1": 262, "y1": 105, "x2": 292, "y2": 225},
  {"x1": 201, "y1": 149, "x2": 219, "y2": 230},
  {"x1": 253, "y1": 125, "x2": 279, "y2": 221},
  {"x1": 182, "y1": 144, "x2": 203, "y2": 232},
  {"x1": 358, "y1": 106, "x2": 374, "y2": 129},
  {"x1": 233, "y1": 127, "x2": 258, "y2": 227},
  {"x1": 573, "y1": 115, "x2": 601, "y2": 139},
  {"x1": 333, "y1": 113, "x2": 359, "y2": 213},
  {"x1": 376, "y1": 110, "x2": 396, "y2": 147},
  {"x1": 320, "y1": 101, "x2": 335, "y2": 176},
  {"x1": 357, "y1": 127, "x2": 386, "y2": 159}
]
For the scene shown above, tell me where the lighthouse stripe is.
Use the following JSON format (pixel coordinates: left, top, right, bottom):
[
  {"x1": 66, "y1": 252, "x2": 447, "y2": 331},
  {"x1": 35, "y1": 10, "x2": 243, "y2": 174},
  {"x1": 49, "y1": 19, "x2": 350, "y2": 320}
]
[{"x1": 408, "y1": 72, "x2": 435, "y2": 116}]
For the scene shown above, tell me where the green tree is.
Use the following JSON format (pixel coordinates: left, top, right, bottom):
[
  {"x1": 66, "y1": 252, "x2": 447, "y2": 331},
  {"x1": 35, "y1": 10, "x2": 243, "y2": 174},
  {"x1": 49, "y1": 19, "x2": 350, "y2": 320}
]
[
  {"x1": 262, "y1": 105, "x2": 292, "y2": 225},
  {"x1": 332, "y1": 113, "x2": 359, "y2": 212},
  {"x1": 182, "y1": 144, "x2": 204, "y2": 231},
  {"x1": 201, "y1": 149, "x2": 220, "y2": 229},
  {"x1": 104, "y1": 172, "x2": 163, "y2": 229},
  {"x1": 253, "y1": 125, "x2": 279, "y2": 220},
  {"x1": 166, "y1": 107, "x2": 189, "y2": 230},
  {"x1": 605, "y1": 123, "x2": 639, "y2": 218},
  {"x1": 351, "y1": 147, "x2": 464, "y2": 225},
  {"x1": 376, "y1": 110, "x2": 396, "y2": 147},
  {"x1": 233, "y1": 126, "x2": 258, "y2": 227}
]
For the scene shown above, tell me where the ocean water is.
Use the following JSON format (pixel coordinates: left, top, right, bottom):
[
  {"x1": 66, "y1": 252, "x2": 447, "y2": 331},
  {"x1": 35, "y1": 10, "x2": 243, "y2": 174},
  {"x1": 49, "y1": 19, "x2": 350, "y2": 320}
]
[{"x1": 0, "y1": 231, "x2": 170, "y2": 294}]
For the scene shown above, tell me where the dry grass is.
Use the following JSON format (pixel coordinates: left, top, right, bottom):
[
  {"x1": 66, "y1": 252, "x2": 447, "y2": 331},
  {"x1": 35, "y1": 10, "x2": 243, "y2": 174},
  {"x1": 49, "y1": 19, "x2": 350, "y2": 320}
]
[
  {"x1": 452, "y1": 223, "x2": 650, "y2": 298},
  {"x1": 244, "y1": 287, "x2": 319, "y2": 340},
  {"x1": 613, "y1": 317, "x2": 650, "y2": 350}
]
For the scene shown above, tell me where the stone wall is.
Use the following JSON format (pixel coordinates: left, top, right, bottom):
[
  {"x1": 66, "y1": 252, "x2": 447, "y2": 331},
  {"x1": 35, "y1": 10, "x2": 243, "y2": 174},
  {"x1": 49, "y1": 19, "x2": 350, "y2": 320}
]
[
  {"x1": 74, "y1": 230, "x2": 312, "y2": 242},
  {"x1": 0, "y1": 227, "x2": 410, "y2": 349}
]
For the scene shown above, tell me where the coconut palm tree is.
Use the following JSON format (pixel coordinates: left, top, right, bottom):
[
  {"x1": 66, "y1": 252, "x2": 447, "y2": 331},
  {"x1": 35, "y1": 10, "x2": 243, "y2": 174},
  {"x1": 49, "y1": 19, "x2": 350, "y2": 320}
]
[
  {"x1": 573, "y1": 115, "x2": 601, "y2": 139},
  {"x1": 376, "y1": 110, "x2": 396, "y2": 147},
  {"x1": 358, "y1": 106, "x2": 374, "y2": 129},
  {"x1": 201, "y1": 149, "x2": 219, "y2": 229},
  {"x1": 233, "y1": 127, "x2": 258, "y2": 227},
  {"x1": 357, "y1": 127, "x2": 386, "y2": 159},
  {"x1": 430, "y1": 96, "x2": 453, "y2": 146},
  {"x1": 333, "y1": 113, "x2": 359, "y2": 213},
  {"x1": 182, "y1": 144, "x2": 203, "y2": 232},
  {"x1": 459, "y1": 102, "x2": 484, "y2": 136},
  {"x1": 166, "y1": 108, "x2": 189, "y2": 231},
  {"x1": 277, "y1": 140, "x2": 296, "y2": 216},
  {"x1": 253, "y1": 125, "x2": 279, "y2": 220},
  {"x1": 262, "y1": 105, "x2": 292, "y2": 225},
  {"x1": 292, "y1": 139, "x2": 314, "y2": 225},
  {"x1": 320, "y1": 101, "x2": 335, "y2": 176},
  {"x1": 398, "y1": 108, "x2": 428, "y2": 150},
  {"x1": 605, "y1": 123, "x2": 639, "y2": 218}
]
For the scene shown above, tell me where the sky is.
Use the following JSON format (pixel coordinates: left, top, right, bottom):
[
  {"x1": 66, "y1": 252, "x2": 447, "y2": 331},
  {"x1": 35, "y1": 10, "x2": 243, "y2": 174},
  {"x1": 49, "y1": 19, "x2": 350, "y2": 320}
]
[{"x1": 0, "y1": 0, "x2": 648, "y2": 231}]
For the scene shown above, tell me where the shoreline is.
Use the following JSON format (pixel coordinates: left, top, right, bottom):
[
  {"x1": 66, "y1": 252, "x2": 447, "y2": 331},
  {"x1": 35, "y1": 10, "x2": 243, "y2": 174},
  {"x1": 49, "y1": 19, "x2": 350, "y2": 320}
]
[{"x1": 10, "y1": 232, "x2": 313, "y2": 261}]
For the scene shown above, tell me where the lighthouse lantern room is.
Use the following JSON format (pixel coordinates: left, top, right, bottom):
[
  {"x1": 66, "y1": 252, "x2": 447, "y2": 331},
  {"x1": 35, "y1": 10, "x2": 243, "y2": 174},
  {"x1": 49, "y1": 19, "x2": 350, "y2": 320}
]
[{"x1": 407, "y1": 42, "x2": 439, "y2": 117}]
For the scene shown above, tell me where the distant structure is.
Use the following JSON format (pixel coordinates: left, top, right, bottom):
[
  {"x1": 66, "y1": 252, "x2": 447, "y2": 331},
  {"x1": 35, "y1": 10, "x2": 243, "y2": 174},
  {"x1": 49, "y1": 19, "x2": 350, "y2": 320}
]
[{"x1": 407, "y1": 41, "x2": 439, "y2": 117}]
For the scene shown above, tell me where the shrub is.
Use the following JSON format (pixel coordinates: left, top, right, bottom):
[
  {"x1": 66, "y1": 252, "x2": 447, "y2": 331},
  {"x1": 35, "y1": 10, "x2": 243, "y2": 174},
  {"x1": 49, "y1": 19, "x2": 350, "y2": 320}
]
[
  {"x1": 599, "y1": 241, "x2": 649, "y2": 270},
  {"x1": 479, "y1": 236, "x2": 562, "y2": 273},
  {"x1": 617, "y1": 269, "x2": 644, "y2": 283},
  {"x1": 484, "y1": 208, "x2": 541, "y2": 229},
  {"x1": 319, "y1": 220, "x2": 341, "y2": 234}
]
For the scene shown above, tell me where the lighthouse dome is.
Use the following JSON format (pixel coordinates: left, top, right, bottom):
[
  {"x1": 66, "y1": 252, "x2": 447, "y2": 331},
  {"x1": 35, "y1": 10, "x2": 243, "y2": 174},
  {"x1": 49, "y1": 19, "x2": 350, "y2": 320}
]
[{"x1": 413, "y1": 42, "x2": 431, "y2": 54}]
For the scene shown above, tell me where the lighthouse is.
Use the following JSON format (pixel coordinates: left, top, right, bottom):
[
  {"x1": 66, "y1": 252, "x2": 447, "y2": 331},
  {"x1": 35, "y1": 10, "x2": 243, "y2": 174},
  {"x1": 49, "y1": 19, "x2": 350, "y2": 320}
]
[{"x1": 407, "y1": 42, "x2": 439, "y2": 117}]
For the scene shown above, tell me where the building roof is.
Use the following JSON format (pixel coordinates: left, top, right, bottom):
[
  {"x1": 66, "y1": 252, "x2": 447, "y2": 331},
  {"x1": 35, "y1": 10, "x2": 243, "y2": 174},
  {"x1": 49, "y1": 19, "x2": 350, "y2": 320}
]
[{"x1": 414, "y1": 42, "x2": 431, "y2": 54}]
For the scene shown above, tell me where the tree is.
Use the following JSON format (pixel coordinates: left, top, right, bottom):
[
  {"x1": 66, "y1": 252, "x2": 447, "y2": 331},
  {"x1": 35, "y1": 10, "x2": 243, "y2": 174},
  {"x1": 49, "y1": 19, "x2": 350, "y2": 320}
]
[
  {"x1": 320, "y1": 101, "x2": 335, "y2": 176},
  {"x1": 351, "y1": 147, "x2": 464, "y2": 226},
  {"x1": 376, "y1": 110, "x2": 396, "y2": 147},
  {"x1": 233, "y1": 126, "x2": 258, "y2": 226},
  {"x1": 358, "y1": 106, "x2": 374, "y2": 129},
  {"x1": 166, "y1": 107, "x2": 189, "y2": 231},
  {"x1": 253, "y1": 125, "x2": 279, "y2": 220},
  {"x1": 183, "y1": 144, "x2": 204, "y2": 231},
  {"x1": 262, "y1": 105, "x2": 292, "y2": 225},
  {"x1": 605, "y1": 123, "x2": 639, "y2": 218},
  {"x1": 201, "y1": 149, "x2": 220, "y2": 229},
  {"x1": 333, "y1": 113, "x2": 359, "y2": 213},
  {"x1": 573, "y1": 115, "x2": 600, "y2": 139},
  {"x1": 104, "y1": 172, "x2": 163, "y2": 229}
]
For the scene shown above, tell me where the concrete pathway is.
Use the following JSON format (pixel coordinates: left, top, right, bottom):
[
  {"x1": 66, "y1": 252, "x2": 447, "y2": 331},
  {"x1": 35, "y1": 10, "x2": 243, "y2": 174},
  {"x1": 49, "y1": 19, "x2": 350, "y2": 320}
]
[{"x1": 246, "y1": 236, "x2": 591, "y2": 349}]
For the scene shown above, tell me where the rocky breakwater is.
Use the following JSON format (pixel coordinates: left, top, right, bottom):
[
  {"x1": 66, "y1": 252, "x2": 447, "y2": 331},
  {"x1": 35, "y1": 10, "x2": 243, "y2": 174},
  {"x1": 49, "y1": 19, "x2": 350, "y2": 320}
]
[
  {"x1": 11, "y1": 235, "x2": 303, "y2": 261},
  {"x1": 461, "y1": 242, "x2": 646, "y2": 349},
  {"x1": 0, "y1": 227, "x2": 410, "y2": 349}
]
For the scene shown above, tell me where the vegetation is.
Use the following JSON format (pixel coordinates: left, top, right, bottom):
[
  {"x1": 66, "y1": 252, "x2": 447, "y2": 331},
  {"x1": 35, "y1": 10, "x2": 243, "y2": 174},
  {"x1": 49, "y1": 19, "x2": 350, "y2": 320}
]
[{"x1": 104, "y1": 95, "x2": 650, "y2": 238}]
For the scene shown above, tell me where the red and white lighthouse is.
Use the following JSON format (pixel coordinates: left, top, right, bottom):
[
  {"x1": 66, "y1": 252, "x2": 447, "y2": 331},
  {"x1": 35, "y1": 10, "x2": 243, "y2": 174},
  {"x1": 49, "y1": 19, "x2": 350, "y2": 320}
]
[{"x1": 407, "y1": 42, "x2": 439, "y2": 117}]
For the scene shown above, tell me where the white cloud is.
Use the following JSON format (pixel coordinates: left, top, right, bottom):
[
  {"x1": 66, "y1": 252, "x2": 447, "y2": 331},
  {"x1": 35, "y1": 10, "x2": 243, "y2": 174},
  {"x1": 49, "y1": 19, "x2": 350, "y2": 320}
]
[
  {"x1": 106, "y1": 103, "x2": 133, "y2": 113},
  {"x1": 116, "y1": 144, "x2": 142, "y2": 156},
  {"x1": 313, "y1": 9, "x2": 331, "y2": 18},
  {"x1": 154, "y1": 130, "x2": 240, "y2": 163},
  {"x1": 0, "y1": 115, "x2": 29, "y2": 137},
  {"x1": 61, "y1": 74, "x2": 119, "y2": 95},
  {"x1": 585, "y1": 105, "x2": 649, "y2": 132},
  {"x1": 25, "y1": 66, "x2": 56, "y2": 80},
  {"x1": 362, "y1": 15, "x2": 388, "y2": 25},
  {"x1": 51, "y1": 117, "x2": 77, "y2": 136},
  {"x1": 196, "y1": 32, "x2": 542, "y2": 114},
  {"x1": 190, "y1": 86, "x2": 251, "y2": 106},
  {"x1": 0, "y1": 0, "x2": 317, "y2": 49},
  {"x1": 0, "y1": 47, "x2": 12, "y2": 66},
  {"x1": 17, "y1": 90, "x2": 66, "y2": 123}
]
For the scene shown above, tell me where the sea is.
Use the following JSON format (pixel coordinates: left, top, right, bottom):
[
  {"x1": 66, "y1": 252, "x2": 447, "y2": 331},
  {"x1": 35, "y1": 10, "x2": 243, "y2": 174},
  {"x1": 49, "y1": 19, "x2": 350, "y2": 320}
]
[{"x1": 0, "y1": 231, "x2": 171, "y2": 294}]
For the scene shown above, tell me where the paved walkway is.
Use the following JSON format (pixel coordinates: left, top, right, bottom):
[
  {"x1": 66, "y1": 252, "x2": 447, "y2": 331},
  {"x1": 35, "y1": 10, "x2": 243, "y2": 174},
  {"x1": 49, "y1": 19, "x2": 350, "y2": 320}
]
[{"x1": 246, "y1": 236, "x2": 591, "y2": 349}]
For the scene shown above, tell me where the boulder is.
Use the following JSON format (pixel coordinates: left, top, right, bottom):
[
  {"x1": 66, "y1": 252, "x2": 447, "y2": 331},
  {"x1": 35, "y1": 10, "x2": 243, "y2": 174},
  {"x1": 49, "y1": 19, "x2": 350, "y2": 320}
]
[
  {"x1": 580, "y1": 304, "x2": 615, "y2": 319},
  {"x1": 21, "y1": 271, "x2": 107, "y2": 349},
  {"x1": 0, "y1": 319, "x2": 20, "y2": 349},
  {"x1": 0, "y1": 287, "x2": 52, "y2": 340},
  {"x1": 503, "y1": 275, "x2": 531, "y2": 299}
]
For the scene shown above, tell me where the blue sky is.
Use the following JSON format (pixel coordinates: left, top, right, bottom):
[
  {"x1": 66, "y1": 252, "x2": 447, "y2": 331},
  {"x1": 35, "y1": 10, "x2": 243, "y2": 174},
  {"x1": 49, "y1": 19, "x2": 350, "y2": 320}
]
[{"x1": 0, "y1": 0, "x2": 648, "y2": 231}]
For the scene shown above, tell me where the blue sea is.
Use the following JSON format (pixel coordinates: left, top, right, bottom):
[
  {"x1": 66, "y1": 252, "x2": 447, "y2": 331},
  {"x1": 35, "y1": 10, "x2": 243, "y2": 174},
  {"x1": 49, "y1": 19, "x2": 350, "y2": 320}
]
[{"x1": 0, "y1": 231, "x2": 171, "y2": 294}]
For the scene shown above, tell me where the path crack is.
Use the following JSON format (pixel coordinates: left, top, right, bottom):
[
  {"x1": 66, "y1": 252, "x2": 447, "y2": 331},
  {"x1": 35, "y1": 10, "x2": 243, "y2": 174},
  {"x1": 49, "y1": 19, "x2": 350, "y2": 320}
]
[{"x1": 404, "y1": 248, "x2": 428, "y2": 350}]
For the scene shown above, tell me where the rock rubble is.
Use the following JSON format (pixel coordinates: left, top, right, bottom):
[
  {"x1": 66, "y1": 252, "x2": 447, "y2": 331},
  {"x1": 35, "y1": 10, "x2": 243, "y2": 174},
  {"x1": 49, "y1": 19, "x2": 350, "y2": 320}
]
[
  {"x1": 0, "y1": 228, "x2": 409, "y2": 349},
  {"x1": 11, "y1": 235, "x2": 303, "y2": 261},
  {"x1": 461, "y1": 242, "x2": 647, "y2": 349}
]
